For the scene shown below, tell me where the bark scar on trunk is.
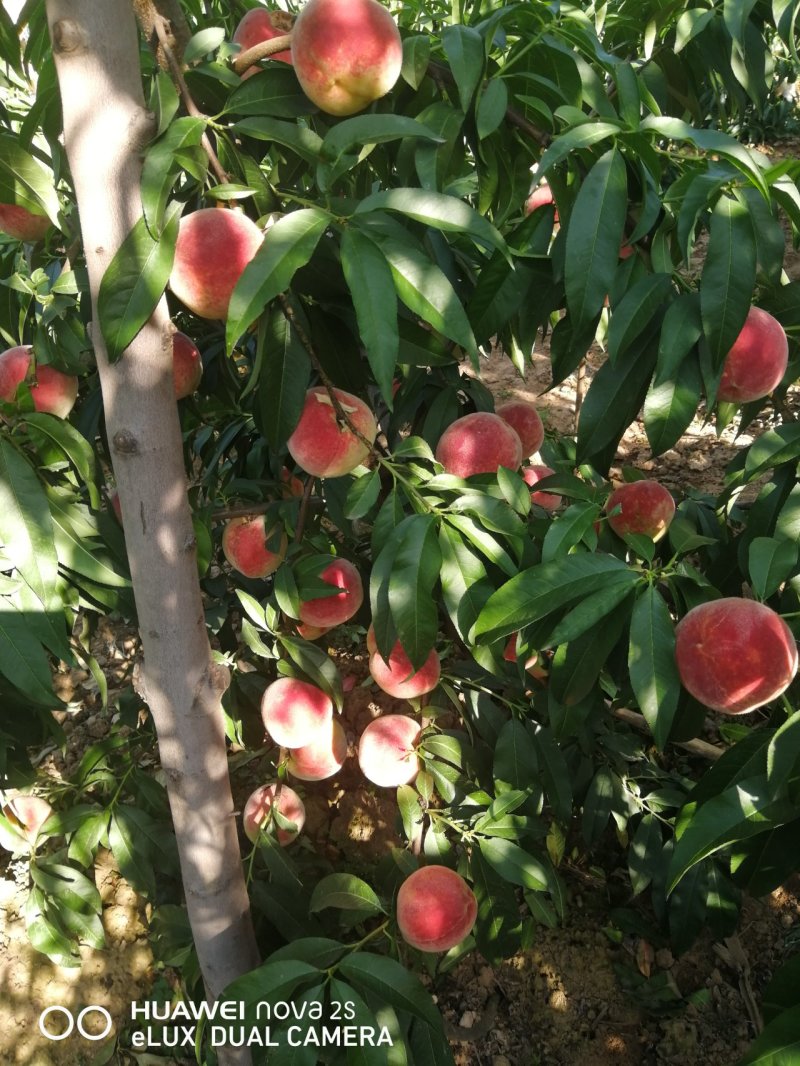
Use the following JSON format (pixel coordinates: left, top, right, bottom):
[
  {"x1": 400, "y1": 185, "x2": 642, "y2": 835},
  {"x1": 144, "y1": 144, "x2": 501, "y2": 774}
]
[{"x1": 52, "y1": 19, "x2": 87, "y2": 54}]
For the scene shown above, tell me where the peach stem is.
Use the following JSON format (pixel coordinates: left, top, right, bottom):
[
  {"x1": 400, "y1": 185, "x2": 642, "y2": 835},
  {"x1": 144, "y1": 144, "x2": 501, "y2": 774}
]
[{"x1": 232, "y1": 33, "x2": 294, "y2": 76}]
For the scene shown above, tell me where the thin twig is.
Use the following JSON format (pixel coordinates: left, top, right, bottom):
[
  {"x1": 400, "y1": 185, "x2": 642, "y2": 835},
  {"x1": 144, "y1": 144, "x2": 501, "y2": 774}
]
[
  {"x1": 612, "y1": 706, "x2": 724, "y2": 761},
  {"x1": 293, "y1": 476, "x2": 316, "y2": 545},
  {"x1": 152, "y1": 14, "x2": 230, "y2": 185},
  {"x1": 232, "y1": 29, "x2": 294, "y2": 76}
]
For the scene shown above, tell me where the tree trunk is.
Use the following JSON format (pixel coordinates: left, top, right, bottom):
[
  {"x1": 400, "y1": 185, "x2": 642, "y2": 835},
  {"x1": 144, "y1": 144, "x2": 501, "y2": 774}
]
[{"x1": 45, "y1": 1, "x2": 260, "y2": 1058}]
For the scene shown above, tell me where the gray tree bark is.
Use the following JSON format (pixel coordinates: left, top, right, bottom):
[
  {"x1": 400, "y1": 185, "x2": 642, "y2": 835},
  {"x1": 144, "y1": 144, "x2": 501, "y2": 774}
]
[{"x1": 45, "y1": 2, "x2": 259, "y2": 1060}]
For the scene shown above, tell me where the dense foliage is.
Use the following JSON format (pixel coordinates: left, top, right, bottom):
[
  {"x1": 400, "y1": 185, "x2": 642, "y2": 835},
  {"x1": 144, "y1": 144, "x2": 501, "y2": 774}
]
[{"x1": 2, "y1": 0, "x2": 800, "y2": 1062}]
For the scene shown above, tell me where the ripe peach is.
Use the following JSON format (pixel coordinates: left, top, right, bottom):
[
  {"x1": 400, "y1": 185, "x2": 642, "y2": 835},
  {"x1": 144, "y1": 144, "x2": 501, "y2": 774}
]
[
  {"x1": 298, "y1": 558, "x2": 363, "y2": 628},
  {"x1": 287, "y1": 386, "x2": 377, "y2": 477},
  {"x1": 0, "y1": 345, "x2": 78, "y2": 417},
  {"x1": 717, "y1": 306, "x2": 789, "y2": 404},
  {"x1": 358, "y1": 714, "x2": 420, "y2": 787},
  {"x1": 287, "y1": 717, "x2": 348, "y2": 781},
  {"x1": 604, "y1": 479, "x2": 675, "y2": 542},
  {"x1": 233, "y1": 7, "x2": 293, "y2": 72},
  {"x1": 496, "y1": 400, "x2": 545, "y2": 458},
  {"x1": 296, "y1": 621, "x2": 332, "y2": 640},
  {"x1": 522, "y1": 465, "x2": 561, "y2": 512},
  {"x1": 261, "y1": 676, "x2": 333, "y2": 748},
  {"x1": 675, "y1": 598, "x2": 798, "y2": 715},
  {"x1": 435, "y1": 412, "x2": 523, "y2": 479},
  {"x1": 396, "y1": 865, "x2": 478, "y2": 952},
  {"x1": 172, "y1": 331, "x2": 203, "y2": 400},
  {"x1": 242, "y1": 782, "x2": 305, "y2": 845},
  {"x1": 291, "y1": 0, "x2": 403, "y2": 116},
  {"x1": 369, "y1": 639, "x2": 440, "y2": 700},
  {"x1": 524, "y1": 182, "x2": 558, "y2": 222},
  {"x1": 0, "y1": 204, "x2": 50, "y2": 242},
  {"x1": 280, "y1": 467, "x2": 305, "y2": 498},
  {"x1": 503, "y1": 633, "x2": 546, "y2": 677},
  {"x1": 2, "y1": 794, "x2": 53, "y2": 844},
  {"x1": 169, "y1": 208, "x2": 263, "y2": 320},
  {"x1": 222, "y1": 514, "x2": 287, "y2": 578}
]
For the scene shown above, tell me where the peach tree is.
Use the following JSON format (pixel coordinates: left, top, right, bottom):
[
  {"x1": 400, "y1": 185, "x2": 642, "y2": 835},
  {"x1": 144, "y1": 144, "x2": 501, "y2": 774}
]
[{"x1": 1, "y1": 0, "x2": 800, "y2": 1063}]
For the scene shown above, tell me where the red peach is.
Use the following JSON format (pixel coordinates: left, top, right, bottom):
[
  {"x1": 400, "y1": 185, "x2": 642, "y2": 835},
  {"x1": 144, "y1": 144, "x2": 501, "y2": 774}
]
[
  {"x1": 675, "y1": 598, "x2": 798, "y2": 715},
  {"x1": 496, "y1": 400, "x2": 545, "y2": 458},
  {"x1": 296, "y1": 621, "x2": 332, "y2": 641},
  {"x1": 369, "y1": 640, "x2": 440, "y2": 700},
  {"x1": 396, "y1": 865, "x2": 478, "y2": 952},
  {"x1": 717, "y1": 306, "x2": 789, "y2": 404},
  {"x1": 0, "y1": 345, "x2": 78, "y2": 418},
  {"x1": 435, "y1": 412, "x2": 523, "y2": 479},
  {"x1": 3, "y1": 794, "x2": 53, "y2": 844},
  {"x1": 0, "y1": 204, "x2": 50, "y2": 242},
  {"x1": 233, "y1": 7, "x2": 293, "y2": 74},
  {"x1": 358, "y1": 714, "x2": 421, "y2": 788},
  {"x1": 242, "y1": 782, "x2": 305, "y2": 845},
  {"x1": 291, "y1": 0, "x2": 403, "y2": 116},
  {"x1": 298, "y1": 558, "x2": 364, "y2": 628},
  {"x1": 169, "y1": 208, "x2": 264, "y2": 320},
  {"x1": 110, "y1": 489, "x2": 123, "y2": 524},
  {"x1": 524, "y1": 182, "x2": 558, "y2": 222},
  {"x1": 172, "y1": 331, "x2": 203, "y2": 400},
  {"x1": 604, "y1": 479, "x2": 675, "y2": 542},
  {"x1": 522, "y1": 465, "x2": 561, "y2": 512},
  {"x1": 502, "y1": 633, "x2": 546, "y2": 677},
  {"x1": 287, "y1": 386, "x2": 377, "y2": 477},
  {"x1": 619, "y1": 243, "x2": 634, "y2": 260},
  {"x1": 261, "y1": 676, "x2": 333, "y2": 748},
  {"x1": 287, "y1": 718, "x2": 348, "y2": 781},
  {"x1": 222, "y1": 514, "x2": 287, "y2": 578},
  {"x1": 280, "y1": 467, "x2": 305, "y2": 498}
]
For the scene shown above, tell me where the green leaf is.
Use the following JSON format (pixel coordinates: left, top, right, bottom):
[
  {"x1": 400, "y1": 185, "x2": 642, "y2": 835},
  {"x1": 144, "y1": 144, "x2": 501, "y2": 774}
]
[
  {"x1": 141, "y1": 117, "x2": 206, "y2": 232},
  {"x1": 279, "y1": 634, "x2": 343, "y2": 712},
  {"x1": 533, "y1": 121, "x2": 621, "y2": 182},
  {"x1": 0, "y1": 133, "x2": 59, "y2": 225},
  {"x1": 441, "y1": 24, "x2": 484, "y2": 111},
  {"x1": 108, "y1": 807, "x2": 157, "y2": 898},
  {"x1": 337, "y1": 953, "x2": 441, "y2": 1028},
  {"x1": 736, "y1": 1004, "x2": 800, "y2": 1065},
  {"x1": 220, "y1": 959, "x2": 321, "y2": 1018},
  {"x1": 640, "y1": 117, "x2": 769, "y2": 198},
  {"x1": 644, "y1": 357, "x2": 703, "y2": 455},
  {"x1": 470, "y1": 848, "x2": 523, "y2": 962},
  {"x1": 340, "y1": 227, "x2": 398, "y2": 405},
  {"x1": 668, "y1": 775, "x2": 796, "y2": 893},
  {"x1": 542, "y1": 577, "x2": 638, "y2": 648},
  {"x1": 748, "y1": 537, "x2": 799, "y2": 601},
  {"x1": 98, "y1": 206, "x2": 179, "y2": 362},
  {"x1": 226, "y1": 65, "x2": 318, "y2": 118},
  {"x1": 0, "y1": 605, "x2": 59, "y2": 705},
  {"x1": 233, "y1": 117, "x2": 324, "y2": 165},
  {"x1": 371, "y1": 234, "x2": 478, "y2": 361},
  {"x1": 475, "y1": 552, "x2": 633, "y2": 643},
  {"x1": 541, "y1": 501, "x2": 601, "y2": 563},
  {"x1": 607, "y1": 274, "x2": 673, "y2": 366},
  {"x1": 767, "y1": 710, "x2": 800, "y2": 798},
  {"x1": 582, "y1": 767, "x2": 617, "y2": 845},
  {"x1": 477, "y1": 77, "x2": 509, "y2": 139},
  {"x1": 0, "y1": 439, "x2": 58, "y2": 607},
  {"x1": 438, "y1": 524, "x2": 493, "y2": 647},
  {"x1": 227, "y1": 208, "x2": 330, "y2": 349},
  {"x1": 743, "y1": 425, "x2": 800, "y2": 480},
  {"x1": 493, "y1": 719, "x2": 538, "y2": 795},
  {"x1": 762, "y1": 955, "x2": 800, "y2": 1023},
  {"x1": 654, "y1": 292, "x2": 702, "y2": 385},
  {"x1": 30, "y1": 861, "x2": 102, "y2": 914},
  {"x1": 24, "y1": 413, "x2": 99, "y2": 509},
  {"x1": 345, "y1": 468, "x2": 382, "y2": 520},
  {"x1": 478, "y1": 838, "x2": 549, "y2": 891},
  {"x1": 354, "y1": 188, "x2": 507, "y2": 256},
  {"x1": 308, "y1": 874, "x2": 385, "y2": 916},
  {"x1": 388, "y1": 515, "x2": 441, "y2": 670},
  {"x1": 565, "y1": 147, "x2": 628, "y2": 330},
  {"x1": 628, "y1": 814, "x2": 662, "y2": 895},
  {"x1": 530, "y1": 727, "x2": 573, "y2": 825},
  {"x1": 257, "y1": 304, "x2": 311, "y2": 451},
  {"x1": 628, "y1": 586, "x2": 681, "y2": 750},
  {"x1": 700, "y1": 190, "x2": 757, "y2": 376},
  {"x1": 318, "y1": 116, "x2": 443, "y2": 188},
  {"x1": 401, "y1": 34, "x2": 431, "y2": 90}
]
